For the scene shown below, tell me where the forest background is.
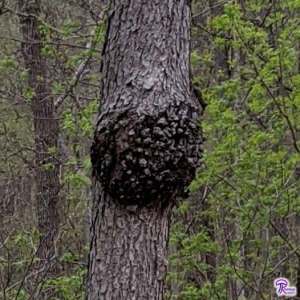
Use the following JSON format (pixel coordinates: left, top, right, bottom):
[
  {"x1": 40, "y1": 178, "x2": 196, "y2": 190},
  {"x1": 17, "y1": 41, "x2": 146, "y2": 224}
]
[{"x1": 1, "y1": 0, "x2": 300, "y2": 299}]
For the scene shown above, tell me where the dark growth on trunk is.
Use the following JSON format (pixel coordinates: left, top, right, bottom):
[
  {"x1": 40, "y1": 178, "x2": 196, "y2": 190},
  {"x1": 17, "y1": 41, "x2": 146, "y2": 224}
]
[{"x1": 91, "y1": 0, "x2": 203, "y2": 206}]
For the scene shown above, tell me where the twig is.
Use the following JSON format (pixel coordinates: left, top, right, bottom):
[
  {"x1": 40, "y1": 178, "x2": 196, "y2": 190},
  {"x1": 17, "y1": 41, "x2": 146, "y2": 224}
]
[{"x1": 54, "y1": 11, "x2": 105, "y2": 110}]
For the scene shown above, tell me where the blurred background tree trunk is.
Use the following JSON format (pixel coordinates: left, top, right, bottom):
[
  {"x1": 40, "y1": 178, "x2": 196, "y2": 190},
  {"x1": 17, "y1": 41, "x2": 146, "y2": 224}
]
[{"x1": 19, "y1": 0, "x2": 61, "y2": 279}]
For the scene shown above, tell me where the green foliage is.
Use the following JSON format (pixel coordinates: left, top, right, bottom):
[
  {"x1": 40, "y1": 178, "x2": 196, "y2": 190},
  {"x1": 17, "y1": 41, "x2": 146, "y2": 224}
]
[
  {"x1": 24, "y1": 86, "x2": 36, "y2": 102},
  {"x1": 167, "y1": 1, "x2": 300, "y2": 299},
  {"x1": 0, "y1": 2, "x2": 102, "y2": 299},
  {"x1": 42, "y1": 268, "x2": 86, "y2": 300}
]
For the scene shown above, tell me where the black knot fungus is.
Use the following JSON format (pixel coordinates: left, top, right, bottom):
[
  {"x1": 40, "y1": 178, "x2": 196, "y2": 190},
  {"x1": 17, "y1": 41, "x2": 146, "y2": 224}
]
[{"x1": 91, "y1": 104, "x2": 203, "y2": 206}]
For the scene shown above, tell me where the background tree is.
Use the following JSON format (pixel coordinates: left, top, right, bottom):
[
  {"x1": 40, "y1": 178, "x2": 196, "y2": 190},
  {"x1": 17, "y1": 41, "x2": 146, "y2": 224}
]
[{"x1": 18, "y1": 0, "x2": 61, "y2": 266}]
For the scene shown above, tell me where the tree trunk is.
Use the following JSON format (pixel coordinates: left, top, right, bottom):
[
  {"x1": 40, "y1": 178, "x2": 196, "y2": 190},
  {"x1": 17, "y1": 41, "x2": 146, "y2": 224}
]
[
  {"x1": 19, "y1": 0, "x2": 60, "y2": 261},
  {"x1": 86, "y1": 180, "x2": 173, "y2": 300},
  {"x1": 87, "y1": 0, "x2": 203, "y2": 299}
]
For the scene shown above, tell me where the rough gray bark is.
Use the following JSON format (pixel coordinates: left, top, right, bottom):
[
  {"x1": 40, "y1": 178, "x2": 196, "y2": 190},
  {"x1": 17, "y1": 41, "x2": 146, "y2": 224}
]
[
  {"x1": 19, "y1": 0, "x2": 60, "y2": 261},
  {"x1": 87, "y1": 0, "x2": 203, "y2": 299},
  {"x1": 86, "y1": 180, "x2": 173, "y2": 300},
  {"x1": 91, "y1": 0, "x2": 202, "y2": 206}
]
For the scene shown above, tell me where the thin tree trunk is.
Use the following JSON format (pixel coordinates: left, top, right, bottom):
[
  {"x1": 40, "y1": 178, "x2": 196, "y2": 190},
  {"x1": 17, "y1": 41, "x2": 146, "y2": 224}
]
[
  {"x1": 19, "y1": 0, "x2": 60, "y2": 262},
  {"x1": 87, "y1": 0, "x2": 203, "y2": 299}
]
